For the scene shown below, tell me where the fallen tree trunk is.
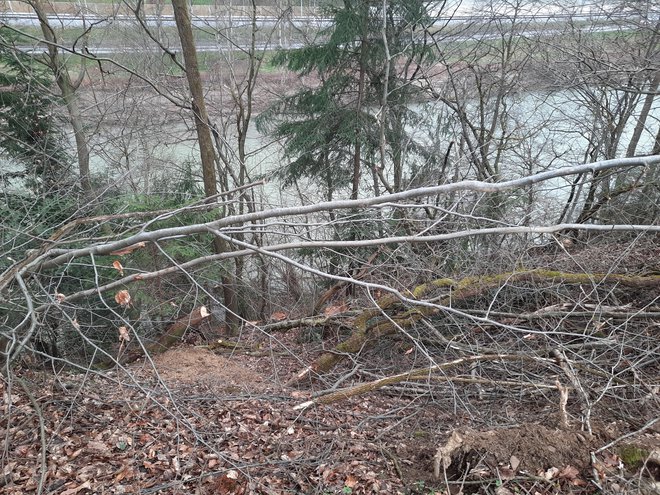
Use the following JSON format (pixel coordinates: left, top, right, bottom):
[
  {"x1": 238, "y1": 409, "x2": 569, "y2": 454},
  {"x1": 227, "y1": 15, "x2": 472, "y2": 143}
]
[
  {"x1": 287, "y1": 270, "x2": 660, "y2": 385},
  {"x1": 259, "y1": 313, "x2": 357, "y2": 333},
  {"x1": 293, "y1": 354, "x2": 559, "y2": 410}
]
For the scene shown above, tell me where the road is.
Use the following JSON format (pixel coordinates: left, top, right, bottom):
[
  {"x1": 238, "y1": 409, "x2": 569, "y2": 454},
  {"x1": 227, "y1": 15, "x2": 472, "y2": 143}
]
[
  {"x1": 9, "y1": 21, "x2": 632, "y2": 56},
  {"x1": 1, "y1": 6, "x2": 646, "y2": 29},
  {"x1": 2, "y1": 5, "x2": 653, "y2": 55}
]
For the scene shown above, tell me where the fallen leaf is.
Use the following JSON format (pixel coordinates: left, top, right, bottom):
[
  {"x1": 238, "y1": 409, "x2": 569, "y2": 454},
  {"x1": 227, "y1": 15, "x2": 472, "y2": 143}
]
[
  {"x1": 86, "y1": 441, "x2": 108, "y2": 454},
  {"x1": 113, "y1": 465, "x2": 132, "y2": 483},
  {"x1": 270, "y1": 311, "x2": 287, "y2": 322},
  {"x1": 602, "y1": 452, "x2": 621, "y2": 468},
  {"x1": 115, "y1": 290, "x2": 131, "y2": 307},
  {"x1": 118, "y1": 326, "x2": 131, "y2": 343},
  {"x1": 500, "y1": 467, "x2": 516, "y2": 480},
  {"x1": 344, "y1": 474, "x2": 358, "y2": 488},
  {"x1": 510, "y1": 455, "x2": 520, "y2": 471},
  {"x1": 2, "y1": 462, "x2": 16, "y2": 476},
  {"x1": 112, "y1": 260, "x2": 124, "y2": 276},
  {"x1": 60, "y1": 481, "x2": 92, "y2": 495},
  {"x1": 67, "y1": 448, "x2": 82, "y2": 461},
  {"x1": 323, "y1": 302, "x2": 348, "y2": 316},
  {"x1": 404, "y1": 347, "x2": 414, "y2": 355},
  {"x1": 542, "y1": 466, "x2": 559, "y2": 480},
  {"x1": 558, "y1": 465, "x2": 580, "y2": 480},
  {"x1": 213, "y1": 470, "x2": 241, "y2": 494}
]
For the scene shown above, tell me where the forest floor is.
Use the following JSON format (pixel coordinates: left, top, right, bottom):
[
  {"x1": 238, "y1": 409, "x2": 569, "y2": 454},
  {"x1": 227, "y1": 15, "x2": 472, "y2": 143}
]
[
  {"x1": 2, "y1": 241, "x2": 660, "y2": 495},
  {"x1": 3, "y1": 330, "x2": 660, "y2": 492},
  {"x1": 2, "y1": 338, "x2": 658, "y2": 495}
]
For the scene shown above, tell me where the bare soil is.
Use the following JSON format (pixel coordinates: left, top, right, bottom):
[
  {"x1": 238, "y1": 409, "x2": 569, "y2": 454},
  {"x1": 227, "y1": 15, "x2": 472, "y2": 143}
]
[{"x1": 147, "y1": 346, "x2": 272, "y2": 394}]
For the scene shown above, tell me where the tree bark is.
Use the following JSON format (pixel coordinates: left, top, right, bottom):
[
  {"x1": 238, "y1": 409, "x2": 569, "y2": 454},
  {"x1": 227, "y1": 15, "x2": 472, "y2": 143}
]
[
  {"x1": 30, "y1": 0, "x2": 91, "y2": 194},
  {"x1": 171, "y1": 0, "x2": 217, "y2": 199},
  {"x1": 351, "y1": 4, "x2": 368, "y2": 201},
  {"x1": 653, "y1": 120, "x2": 660, "y2": 155},
  {"x1": 171, "y1": 0, "x2": 239, "y2": 330},
  {"x1": 294, "y1": 354, "x2": 557, "y2": 410},
  {"x1": 626, "y1": 73, "x2": 659, "y2": 157}
]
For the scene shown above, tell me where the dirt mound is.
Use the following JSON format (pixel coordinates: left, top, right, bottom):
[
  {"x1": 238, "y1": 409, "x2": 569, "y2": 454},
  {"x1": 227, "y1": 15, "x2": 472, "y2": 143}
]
[
  {"x1": 435, "y1": 423, "x2": 593, "y2": 479},
  {"x1": 145, "y1": 346, "x2": 273, "y2": 394}
]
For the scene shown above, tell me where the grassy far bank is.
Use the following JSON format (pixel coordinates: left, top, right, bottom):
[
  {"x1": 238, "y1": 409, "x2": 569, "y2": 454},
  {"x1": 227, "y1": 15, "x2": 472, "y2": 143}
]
[
  {"x1": 33, "y1": 0, "x2": 253, "y2": 4},
  {"x1": 4, "y1": 18, "x2": 633, "y2": 71},
  {"x1": 57, "y1": 46, "x2": 282, "y2": 76},
  {"x1": 5, "y1": 23, "x2": 289, "y2": 45}
]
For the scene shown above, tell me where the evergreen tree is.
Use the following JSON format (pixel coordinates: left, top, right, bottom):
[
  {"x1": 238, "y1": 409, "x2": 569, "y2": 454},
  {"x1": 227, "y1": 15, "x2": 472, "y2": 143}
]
[
  {"x1": 257, "y1": 0, "x2": 437, "y2": 200},
  {"x1": 0, "y1": 28, "x2": 72, "y2": 197}
]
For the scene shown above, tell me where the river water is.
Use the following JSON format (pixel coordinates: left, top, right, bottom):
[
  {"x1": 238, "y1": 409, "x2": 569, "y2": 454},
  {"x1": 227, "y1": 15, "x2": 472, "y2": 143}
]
[{"x1": 3, "y1": 88, "x2": 657, "y2": 225}]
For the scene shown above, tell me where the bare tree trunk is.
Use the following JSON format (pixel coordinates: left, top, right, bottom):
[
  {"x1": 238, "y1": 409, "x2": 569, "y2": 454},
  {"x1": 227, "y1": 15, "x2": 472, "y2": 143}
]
[
  {"x1": 30, "y1": 0, "x2": 91, "y2": 194},
  {"x1": 351, "y1": 20, "x2": 367, "y2": 201},
  {"x1": 171, "y1": 0, "x2": 239, "y2": 331},
  {"x1": 171, "y1": 0, "x2": 217, "y2": 198},
  {"x1": 352, "y1": 66, "x2": 365, "y2": 201},
  {"x1": 626, "y1": 73, "x2": 659, "y2": 157}
]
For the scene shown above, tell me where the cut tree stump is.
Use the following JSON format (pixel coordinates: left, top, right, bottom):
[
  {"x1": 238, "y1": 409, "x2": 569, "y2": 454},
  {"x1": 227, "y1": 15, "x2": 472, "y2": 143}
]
[{"x1": 97, "y1": 306, "x2": 211, "y2": 368}]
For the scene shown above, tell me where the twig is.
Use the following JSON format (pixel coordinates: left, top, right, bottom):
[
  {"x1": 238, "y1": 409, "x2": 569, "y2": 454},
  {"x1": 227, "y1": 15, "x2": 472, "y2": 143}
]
[
  {"x1": 590, "y1": 452, "x2": 604, "y2": 491},
  {"x1": 553, "y1": 349, "x2": 593, "y2": 434},
  {"x1": 380, "y1": 445, "x2": 404, "y2": 481},
  {"x1": 294, "y1": 354, "x2": 556, "y2": 410},
  {"x1": 442, "y1": 475, "x2": 555, "y2": 485},
  {"x1": 594, "y1": 417, "x2": 660, "y2": 454},
  {"x1": 463, "y1": 308, "x2": 660, "y2": 320}
]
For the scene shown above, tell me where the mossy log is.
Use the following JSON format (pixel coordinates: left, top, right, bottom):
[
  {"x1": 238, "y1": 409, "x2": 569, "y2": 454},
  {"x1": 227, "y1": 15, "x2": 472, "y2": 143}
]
[{"x1": 288, "y1": 270, "x2": 660, "y2": 385}]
